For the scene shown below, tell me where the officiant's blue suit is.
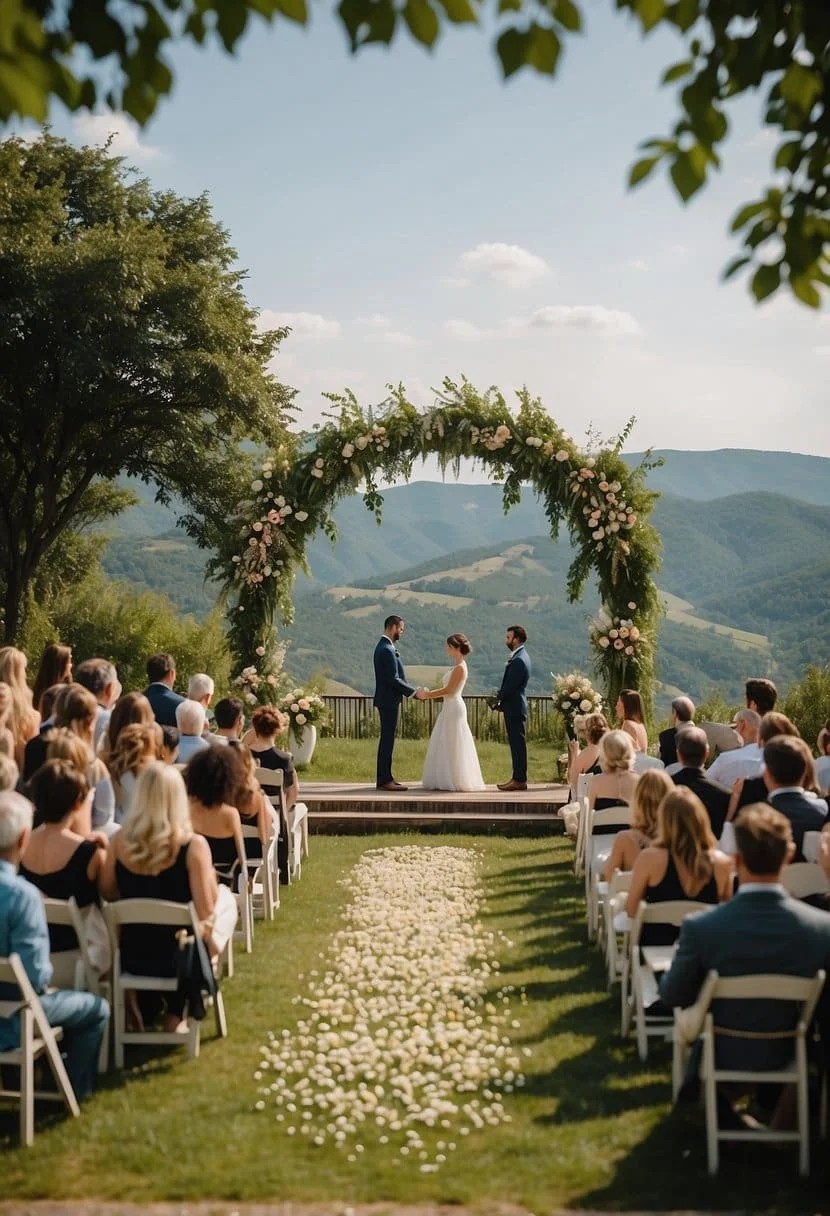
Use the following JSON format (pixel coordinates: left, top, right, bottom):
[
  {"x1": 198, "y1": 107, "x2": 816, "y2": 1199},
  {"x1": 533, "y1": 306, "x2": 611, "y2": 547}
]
[
  {"x1": 373, "y1": 636, "x2": 416, "y2": 787},
  {"x1": 498, "y1": 644, "x2": 531, "y2": 783}
]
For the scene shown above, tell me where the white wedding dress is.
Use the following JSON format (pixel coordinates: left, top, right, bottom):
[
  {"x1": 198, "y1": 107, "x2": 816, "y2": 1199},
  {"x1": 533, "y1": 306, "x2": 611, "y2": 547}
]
[{"x1": 421, "y1": 662, "x2": 486, "y2": 792}]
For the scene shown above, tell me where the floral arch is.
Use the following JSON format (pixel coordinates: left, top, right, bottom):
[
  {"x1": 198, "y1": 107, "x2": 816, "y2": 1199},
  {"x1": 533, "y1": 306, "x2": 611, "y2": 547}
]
[{"x1": 221, "y1": 380, "x2": 662, "y2": 712}]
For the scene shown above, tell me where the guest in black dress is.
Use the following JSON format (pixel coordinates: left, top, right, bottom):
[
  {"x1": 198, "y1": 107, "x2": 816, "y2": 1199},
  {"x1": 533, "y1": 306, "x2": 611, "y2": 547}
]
[
  {"x1": 184, "y1": 745, "x2": 247, "y2": 886},
  {"x1": 246, "y1": 705, "x2": 299, "y2": 812}
]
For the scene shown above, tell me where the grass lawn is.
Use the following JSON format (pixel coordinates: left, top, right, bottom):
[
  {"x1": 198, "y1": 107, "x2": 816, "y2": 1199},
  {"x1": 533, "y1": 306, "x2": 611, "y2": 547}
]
[
  {"x1": 1, "y1": 834, "x2": 826, "y2": 1211},
  {"x1": 298, "y1": 736, "x2": 562, "y2": 784}
]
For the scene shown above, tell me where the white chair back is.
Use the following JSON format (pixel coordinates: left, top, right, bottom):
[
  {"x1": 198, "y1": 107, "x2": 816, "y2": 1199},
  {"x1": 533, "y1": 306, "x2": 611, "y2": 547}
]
[{"x1": 781, "y1": 862, "x2": 829, "y2": 900}]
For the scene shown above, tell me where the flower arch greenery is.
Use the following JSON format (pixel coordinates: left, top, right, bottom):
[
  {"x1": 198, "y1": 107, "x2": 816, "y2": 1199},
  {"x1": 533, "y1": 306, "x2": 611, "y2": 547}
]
[{"x1": 219, "y1": 379, "x2": 662, "y2": 714}]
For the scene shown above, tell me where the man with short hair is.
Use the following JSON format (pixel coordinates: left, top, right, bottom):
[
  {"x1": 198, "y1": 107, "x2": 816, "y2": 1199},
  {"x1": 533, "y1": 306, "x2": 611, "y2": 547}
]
[
  {"x1": 144, "y1": 653, "x2": 185, "y2": 727},
  {"x1": 187, "y1": 673, "x2": 215, "y2": 709},
  {"x1": 373, "y1": 615, "x2": 423, "y2": 791},
  {"x1": 671, "y1": 726, "x2": 730, "y2": 836},
  {"x1": 762, "y1": 735, "x2": 827, "y2": 861},
  {"x1": 745, "y1": 677, "x2": 778, "y2": 716},
  {"x1": 75, "y1": 658, "x2": 120, "y2": 752},
  {"x1": 496, "y1": 624, "x2": 532, "y2": 792},
  {"x1": 661, "y1": 805, "x2": 830, "y2": 1125},
  {"x1": 659, "y1": 695, "x2": 695, "y2": 768},
  {"x1": 706, "y1": 708, "x2": 763, "y2": 789},
  {"x1": 174, "y1": 700, "x2": 210, "y2": 764},
  {"x1": 213, "y1": 697, "x2": 244, "y2": 743},
  {"x1": 0, "y1": 791, "x2": 109, "y2": 1101}
]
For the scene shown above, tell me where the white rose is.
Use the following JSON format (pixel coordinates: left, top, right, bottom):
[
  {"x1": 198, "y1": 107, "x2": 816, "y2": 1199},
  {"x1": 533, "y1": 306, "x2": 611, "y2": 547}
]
[
  {"x1": 255, "y1": 646, "x2": 266, "y2": 656},
  {"x1": 245, "y1": 692, "x2": 257, "y2": 704},
  {"x1": 281, "y1": 504, "x2": 293, "y2": 515},
  {"x1": 355, "y1": 435, "x2": 369, "y2": 450},
  {"x1": 555, "y1": 449, "x2": 569, "y2": 462},
  {"x1": 592, "y1": 528, "x2": 605, "y2": 540},
  {"x1": 298, "y1": 698, "x2": 310, "y2": 710},
  {"x1": 251, "y1": 479, "x2": 263, "y2": 492},
  {"x1": 579, "y1": 699, "x2": 593, "y2": 712},
  {"x1": 628, "y1": 602, "x2": 637, "y2": 610},
  {"x1": 598, "y1": 637, "x2": 610, "y2": 649},
  {"x1": 295, "y1": 511, "x2": 308, "y2": 521},
  {"x1": 253, "y1": 521, "x2": 263, "y2": 531},
  {"x1": 311, "y1": 468, "x2": 323, "y2": 478},
  {"x1": 295, "y1": 713, "x2": 307, "y2": 725},
  {"x1": 263, "y1": 565, "x2": 272, "y2": 576},
  {"x1": 291, "y1": 703, "x2": 300, "y2": 713},
  {"x1": 342, "y1": 443, "x2": 355, "y2": 459}
]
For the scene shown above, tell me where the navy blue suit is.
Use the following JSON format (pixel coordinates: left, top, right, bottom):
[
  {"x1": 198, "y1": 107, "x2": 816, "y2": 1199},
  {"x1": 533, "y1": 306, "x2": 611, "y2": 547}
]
[
  {"x1": 497, "y1": 645, "x2": 531, "y2": 783},
  {"x1": 144, "y1": 682, "x2": 185, "y2": 728},
  {"x1": 373, "y1": 637, "x2": 415, "y2": 787},
  {"x1": 767, "y1": 789, "x2": 828, "y2": 862}
]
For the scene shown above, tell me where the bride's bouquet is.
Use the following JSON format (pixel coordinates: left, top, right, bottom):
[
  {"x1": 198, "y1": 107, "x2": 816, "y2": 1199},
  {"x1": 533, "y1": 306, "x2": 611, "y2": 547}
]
[{"x1": 552, "y1": 671, "x2": 603, "y2": 740}]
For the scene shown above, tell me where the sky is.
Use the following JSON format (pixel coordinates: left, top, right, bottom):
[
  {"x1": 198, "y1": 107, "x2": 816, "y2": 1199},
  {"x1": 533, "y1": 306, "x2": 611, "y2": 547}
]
[{"x1": 13, "y1": 8, "x2": 830, "y2": 466}]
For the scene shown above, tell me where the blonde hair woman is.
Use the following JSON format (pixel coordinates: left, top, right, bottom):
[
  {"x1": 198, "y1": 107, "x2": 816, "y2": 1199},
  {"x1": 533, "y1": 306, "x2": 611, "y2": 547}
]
[
  {"x1": 603, "y1": 767, "x2": 674, "y2": 880},
  {"x1": 100, "y1": 763, "x2": 237, "y2": 1032},
  {"x1": 53, "y1": 683, "x2": 115, "y2": 832},
  {"x1": 0, "y1": 646, "x2": 40, "y2": 766},
  {"x1": 587, "y1": 729, "x2": 640, "y2": 812},
  {"x1": 625, "y1": 787, "x2": 733, "y2": 944},
  {"x1": 567, "y1": 712, "x2": 609, "y2": 792},
  {"x1": 107, "y1": 722, "x2": 162, "y2": 822},
  {"x1": 0, "y1": 682, "x2": 15, "y2": 760}
]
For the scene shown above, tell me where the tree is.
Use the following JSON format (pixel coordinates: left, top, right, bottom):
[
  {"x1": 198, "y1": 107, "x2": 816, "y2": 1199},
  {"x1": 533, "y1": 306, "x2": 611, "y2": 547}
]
[
  {"x1": 0, "y1": 133, "x2": 293, "y2": 642},
  {"x1": 1, "y1": 2, "x2": 828, "y2": 307}
]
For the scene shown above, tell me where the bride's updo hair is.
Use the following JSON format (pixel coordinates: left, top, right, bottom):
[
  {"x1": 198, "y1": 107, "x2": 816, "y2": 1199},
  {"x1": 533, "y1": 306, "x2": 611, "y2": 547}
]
[{"x1": 446, "y1": 633, "x2": 472, "y2": 656}]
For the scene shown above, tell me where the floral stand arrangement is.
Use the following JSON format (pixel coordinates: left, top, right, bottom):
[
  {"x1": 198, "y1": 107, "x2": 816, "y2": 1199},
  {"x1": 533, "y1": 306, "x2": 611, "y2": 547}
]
[
  {"x1": 552, "y1": 671, "x2": 603, "y2": 741},
  {"x1": 280, "y1": 688, "x2": 328, "y2": 767}
]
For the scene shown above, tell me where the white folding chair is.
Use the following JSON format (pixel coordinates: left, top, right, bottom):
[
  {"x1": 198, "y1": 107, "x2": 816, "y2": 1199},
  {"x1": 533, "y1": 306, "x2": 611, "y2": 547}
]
[
  {"x1": 105, "y1": 899, "x2": 227, "y2": 1068},
  {"x1": 781, "y1": 862, "x2": 830, "y2": 901},
  {"x1": 602, "y1": 869, "x2": 633, "y2": 988},
  {"x1": 585, "y1": 805, "x2": 631, "y2": 940},
  {"x1": 242, "y1": 813, "x2": 280, "y2": 921},
  {"x1": 256, "y1": 767, "x2": 307, "y2": 882},
  {"x1": 622, "y1": 899, "x2": 709, "y2": 1060},
  {"x1": 42, "y1": 896, "x2": 110, "y2": 1071},
  {"x1": 573, "y1": 776, "x2": 591, "y2": 876},
  {"x1": 633, "y1": 754, "x2": 665, "y2": 773},
  {"x1": 0, "y1": 953, "x2": 81, "y2": 1146},
  {"x1": 672, "y1": 969, "x2": 826, "y2": 1176}
]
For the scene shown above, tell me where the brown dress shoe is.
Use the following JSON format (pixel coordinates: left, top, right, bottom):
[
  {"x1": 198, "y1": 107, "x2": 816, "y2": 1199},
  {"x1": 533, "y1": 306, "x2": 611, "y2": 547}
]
[
  {"x1": 377, "y1": 781, "x2": 409, "y2": 791},
  {"x1": 497, "y1": 779, "x2": 528, "y2": 791}
]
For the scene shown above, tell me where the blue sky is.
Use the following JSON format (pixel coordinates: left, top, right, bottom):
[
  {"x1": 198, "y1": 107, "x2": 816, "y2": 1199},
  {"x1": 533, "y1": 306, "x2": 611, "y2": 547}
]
[{"x1": 19, "y1": 8, "x2": 830, "y2": 462}]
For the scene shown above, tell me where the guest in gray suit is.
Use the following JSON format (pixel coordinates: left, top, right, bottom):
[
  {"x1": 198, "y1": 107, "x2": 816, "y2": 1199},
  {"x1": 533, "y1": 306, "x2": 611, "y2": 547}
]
[{"x1": 661, "y1": 804, "x2": 830, "y2": 1122}]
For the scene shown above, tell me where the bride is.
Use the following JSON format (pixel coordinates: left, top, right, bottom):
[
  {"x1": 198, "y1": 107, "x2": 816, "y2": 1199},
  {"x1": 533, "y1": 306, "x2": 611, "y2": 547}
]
[{"x1": 420, "y1": 634, "x2": 486, "y2": 792}]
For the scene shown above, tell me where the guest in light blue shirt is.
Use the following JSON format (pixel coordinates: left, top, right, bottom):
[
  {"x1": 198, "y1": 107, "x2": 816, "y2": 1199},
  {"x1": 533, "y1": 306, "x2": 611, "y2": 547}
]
[
  {"x1": 175, "y1": 699, "x2": 210, "y2": 765},
  {"x1": 0, "y1": 790, "x2": 108, "y2": 1101}
]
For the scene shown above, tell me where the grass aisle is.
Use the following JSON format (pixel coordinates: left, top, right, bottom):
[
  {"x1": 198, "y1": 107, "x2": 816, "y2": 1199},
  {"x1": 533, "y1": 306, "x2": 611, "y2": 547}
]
[{"x1": 1, "y1": 835, "x2": 826, "y2": 1211}]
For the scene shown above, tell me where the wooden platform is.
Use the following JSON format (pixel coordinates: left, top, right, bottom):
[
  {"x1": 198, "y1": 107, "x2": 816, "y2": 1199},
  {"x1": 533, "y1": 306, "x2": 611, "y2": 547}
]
[{"x1": 302, "y1": 781, "x2": 570, "y2": 835}]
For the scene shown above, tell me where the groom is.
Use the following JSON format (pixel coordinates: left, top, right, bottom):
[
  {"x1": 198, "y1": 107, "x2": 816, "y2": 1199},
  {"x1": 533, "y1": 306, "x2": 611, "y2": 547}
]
[
  {"x1": 496, "y1": 624, "x2": 531, "y2": 792},
  {"x1": 373, "y1": 615, "x2": 424, "y2": 791}
]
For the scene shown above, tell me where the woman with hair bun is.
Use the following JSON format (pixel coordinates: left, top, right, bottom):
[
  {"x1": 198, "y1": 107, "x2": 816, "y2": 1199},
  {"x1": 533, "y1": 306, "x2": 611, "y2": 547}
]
[{"x1": 419, "y1": 633, "x2": 486, "y2": 792}]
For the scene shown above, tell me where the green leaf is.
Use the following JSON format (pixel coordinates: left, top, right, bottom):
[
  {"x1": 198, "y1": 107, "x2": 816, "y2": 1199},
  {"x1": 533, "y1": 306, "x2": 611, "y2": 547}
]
[
  {"x1": 496, "y1": 27, "x2": 527, "y2": 77},
  {"x1": 338, "y1": 0, "x2": 396, "y2": 47},
  {"x1": 633, "y1": 0, "x2": 666, "y2": 32},
  {"x1": 216, "y1": 2, "x2": 249, "y2": 50},
  {"x1": 628, "y1": 155, "x2": 659, "y2": 187},
  {"x1": 774, "y1": 139, "x2": 803, "y2": 172},
  {"x1": 730, "y1": 200, "x2": 767, "y2": 232},
  {"x1": 275, "y1": 0, "x2": 308, "y2": 21},
  {"x1": 751, "y1": 262, "x2": 781, "y2": 302},
  {"x1": 526, "y1": 23, "x2": 561, "y2": 73},
  {"x1": 661, "y1": 60, "x2": 692, "y2": 84},
  {"x1": 436, "y1": 0, "x2": 478, "y2": 22},
  {"x1": 790, "y1": 274, "x2": 821, "y2": 308},
  {"x1": 497, "y1": 0, "x2": 522, "y2": 12},
  {"x1": 403, "y1": 0, "x2": 439, "y2": 45},
  {"x1": 669, "y1": 148, "x2": 705, "y2": 201},
  {"x1": 722, "y1": 254, "x2": 750, "y2": 281},
  {"x1": 553, "y1": 0, "x2": 581, "y2": 32},
  {"x1": 779, "y1": 63, "x2": 823, "y2": 115}
]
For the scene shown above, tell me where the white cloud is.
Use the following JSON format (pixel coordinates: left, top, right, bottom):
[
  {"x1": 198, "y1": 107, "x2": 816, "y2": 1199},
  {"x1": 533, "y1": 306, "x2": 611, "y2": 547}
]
[
  {"x1": 459, "y1": 242, "x2": 549, "y2": 288},
  {"x1": 72, "y1": 111, "x2": 163, "y2": 161},
  {"x1": 380, "y1": 330, "x2": 418, "y2": 346},
  {"x1": 353, "y1": 313, "x2": 391, "y2": 329},
  {"x1": 520, "y1": 304, "x2": 641, "y2": 337},
  {"x1": 440, "y1": 275, "x2": 470, "y2": 289},
  {"x1": 443, "y1": 318, "x2": 489, "y2": 341},
  {"x1": 259, "y1": 309, "x2": 342, "y2": 339},
  {"x1": 815, "y1": 345, "x2": 830, "y2": 358},
  {"x1": 744, "y1": 128, "x2": 777, "y2": 150},
  {"x1": 621, "y1": 258, "x2": 649, "y2": 272}
]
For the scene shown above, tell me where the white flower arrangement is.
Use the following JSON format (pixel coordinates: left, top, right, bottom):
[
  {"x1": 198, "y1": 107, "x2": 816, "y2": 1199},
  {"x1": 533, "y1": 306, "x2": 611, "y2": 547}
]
[
  {"x1": 231, "y1": 462, "x2": 312, "y2": 591},
  {"x1": 254, "y1": 845, "x2": 526, "y2": 1169},
  {"x1": 552, "y1": 672, "x2": 603, "y2": 738},
  {"x1": 589, "y1": 608, "x2": 643, "y2": 659},
  {"x1": 279, "y1": 687, "x2": 328, "y2": 741},
  {"x1": 570, "y1": 465, "x2": 638, "y2": 556}
]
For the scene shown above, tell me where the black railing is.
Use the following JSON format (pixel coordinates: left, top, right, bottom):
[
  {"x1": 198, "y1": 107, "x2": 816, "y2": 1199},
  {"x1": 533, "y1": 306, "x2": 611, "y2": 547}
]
[{"x1": 320, "y1": 694, "x2": 561, "y2": 743}]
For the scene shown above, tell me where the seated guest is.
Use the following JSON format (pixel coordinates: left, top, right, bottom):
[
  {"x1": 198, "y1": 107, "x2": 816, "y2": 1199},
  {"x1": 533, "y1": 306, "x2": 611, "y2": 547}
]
[
  {"x1": 99, "y1": 763, "x2": 237, "y2": 1031},
  {"x1": 567, "y1": 712, "x2": 609, "y2": 793},
  {"x1": 815, "y1": 721, "x2": 830, "y2": 794},
  {"x1": 247, "y1": 705, "x2": 299, "y2": 813},
  {"x1": 0, "y1": 753, "x2": 18, "y2": 791},
  {"x1": 625, "y1": 787, "x2": 733, "y2": 945},
  {"x1": 661, "y1": 805, "x2": 830, "y2": 1127},
  {"x1": 658, "y1": 696, "x2": 695, "y2": 768},
  {"x1": 19, "y1": 761, "x2": 104, "y2": 953},
  {"x1": 184, "y1": 745, "x2": 246, "y2": 883},
  {"x1": 762, "y1": 735, "x2": 827, "y2": 861},
  {"x1": 706, "y1": 708, "x2": 762, "y2": 788},
  {"x1": 187, "y1": 673, "x2": 214, "y2": 715},
  {"x1": 672, "y1": 726, "x2": 730, "y2": 837},
  {"x1": 74, "y1": 659, "x2": 120, "y2": 754},
  {"x1": 21, "y1": 682, "x2": 67, "y2": 782},
  {"x1": 31, "y1": 643, "x2": 73, "y2": 717},
  {"x1": 108, "y1": 722, "x2": 162, "y2": 822},
  {"x1": 0, "y1": 790, "x2": 109, "y2": 1100},
  {"x1": 616, "y1": 689, "x2": 648, "y2": 753},
  {"x1": 54, "y1": 684, "x2": 116, "y2": 833},
  {"x1": 43, "y1": 730, "x2": 97, "y2": 836},
  {"x1": 160, "y1": 725, "x2": 180, "y2": 764},
  {"x1": 603, "y1": 768, "x2": 674, "y2": 880},
  {"x1": 745, "y1": 676, "x2": 778, "y2": 716},
  {"x1": 0, "y1": 683, "x2": 15, "y2": 760},
  {"x1": 0, "y1": 646, "x2": 40, "y2": 768},
  {"x1": 143, "y1": 653, "x2": 185, "y2": 727},
  {"x1": 100, "y1": 692, "x2": 155, "y2": 771},
  {"x1": 229, "y1": 741, "x2": 276, "y2": 860},
  {"x1": 728, "y1": 711, "x2": 802, "y2": 818},
  {"x1": 175, "y1": 700, "x2": 210, "y2": 764},
  {"x1": 588, "y1": 729, "x2": 639, "y2": 814},
  {"x1": 213, "y1": 697, "x2": 244, "y2": 743}
]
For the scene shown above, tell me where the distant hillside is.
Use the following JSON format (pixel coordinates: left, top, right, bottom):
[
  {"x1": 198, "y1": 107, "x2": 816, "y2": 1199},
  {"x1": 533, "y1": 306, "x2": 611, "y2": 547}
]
[{"x1": 625, "y1": 450, "x2": 830, "y2": 505}]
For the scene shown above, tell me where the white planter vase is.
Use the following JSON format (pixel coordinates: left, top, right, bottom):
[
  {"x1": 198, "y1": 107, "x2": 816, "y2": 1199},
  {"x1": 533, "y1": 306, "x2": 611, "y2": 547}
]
[{"x1": 288, "y1": 723, "x2": 317, "y2": 768}]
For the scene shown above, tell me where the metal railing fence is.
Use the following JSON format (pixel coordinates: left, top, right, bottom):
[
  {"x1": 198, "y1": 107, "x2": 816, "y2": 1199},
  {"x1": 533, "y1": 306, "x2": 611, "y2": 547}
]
[{"x1": 320, "y1": 694, "x2": 561, "y2": 743}]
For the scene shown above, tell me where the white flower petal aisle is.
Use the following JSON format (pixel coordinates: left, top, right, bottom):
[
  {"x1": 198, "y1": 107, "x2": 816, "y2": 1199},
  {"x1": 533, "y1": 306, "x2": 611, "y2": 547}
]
[{"x1": 254, "y1": 844, "x2": 528, "y2": 1170}]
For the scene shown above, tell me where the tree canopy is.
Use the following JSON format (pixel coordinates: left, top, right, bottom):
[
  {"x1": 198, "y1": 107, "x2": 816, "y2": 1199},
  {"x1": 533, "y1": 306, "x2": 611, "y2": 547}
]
[
  {"x1": 1, "y1": 1, "x2": 828, "y2": 307},
  {"x1": 0, "y1": 132, "x2": 293, "y2": 641}
]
